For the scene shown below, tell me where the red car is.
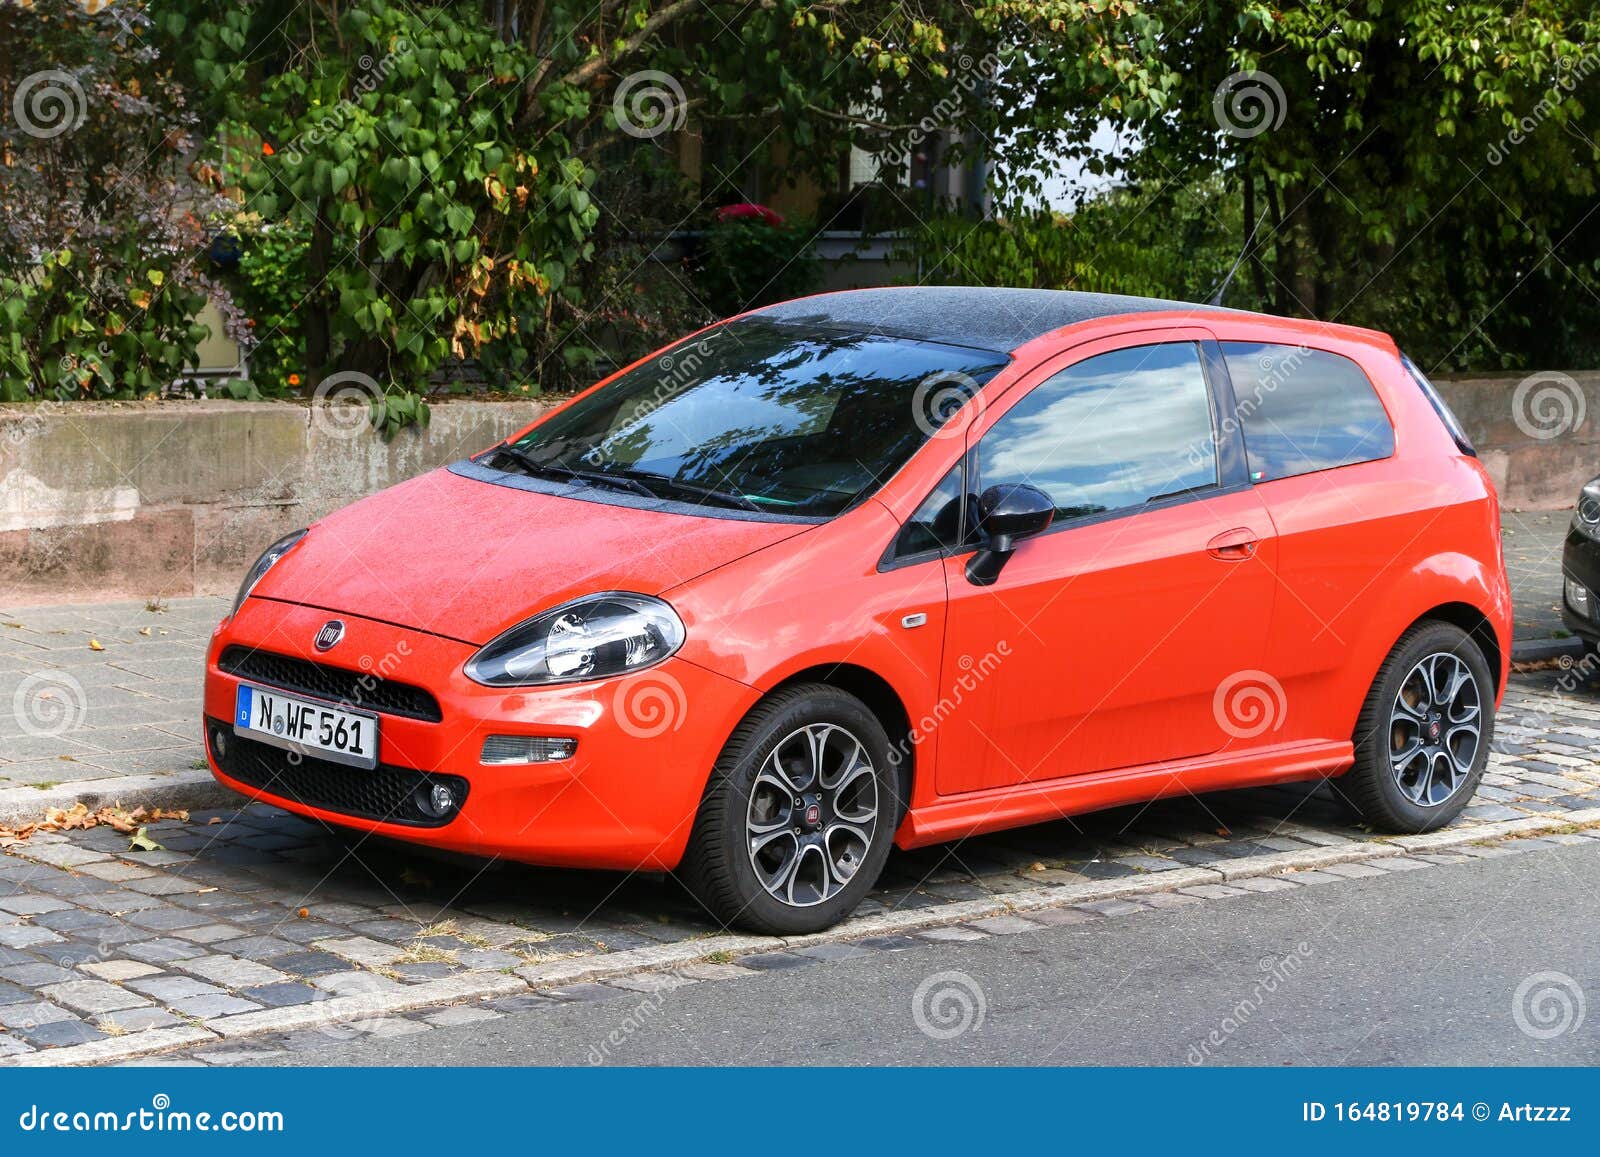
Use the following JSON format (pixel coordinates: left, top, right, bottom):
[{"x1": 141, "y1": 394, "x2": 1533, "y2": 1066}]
[{"x1": 205, "y1": 288, "x2": 1511, "y2": 933}]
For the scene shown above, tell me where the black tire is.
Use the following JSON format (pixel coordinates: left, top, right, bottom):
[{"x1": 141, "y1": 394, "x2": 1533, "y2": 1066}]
[
  {"x1": 1343, "y1": 621, "x2": 1495, "y2": 833},
  {"x1": 679, "y1": 684, "x2": 901, "y2": 935}
]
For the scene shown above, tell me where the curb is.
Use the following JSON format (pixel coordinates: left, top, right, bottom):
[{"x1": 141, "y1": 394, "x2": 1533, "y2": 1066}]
[
  {"x1": 1510, "y1": 636, "x2": 1588, "y2": 663},
  {"x1": 0, "y1": 770, "x2": 244, "y2": 829},
  {"x1": 11, "y1": 804, "x2": 1600, "y2": 1068}
]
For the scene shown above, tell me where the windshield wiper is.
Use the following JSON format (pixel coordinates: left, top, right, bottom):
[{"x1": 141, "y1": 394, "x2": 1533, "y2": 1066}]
[
  {"x1": 608, "y1": 469, "x2": 764, "y2": 512},
  {"x1": 485, "y1": 445, "x2": 656, "y2": 498}
]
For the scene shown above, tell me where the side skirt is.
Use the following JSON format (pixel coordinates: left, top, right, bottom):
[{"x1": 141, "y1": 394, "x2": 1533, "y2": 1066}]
[{"x1": 895, "y1": 740, "x2": 1354, "y2": 848}]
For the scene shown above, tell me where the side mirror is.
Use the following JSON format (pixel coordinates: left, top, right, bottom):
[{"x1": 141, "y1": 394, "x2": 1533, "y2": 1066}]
[{"x1": 965, "y1": 484, "x2": 1054, "y2": 586}]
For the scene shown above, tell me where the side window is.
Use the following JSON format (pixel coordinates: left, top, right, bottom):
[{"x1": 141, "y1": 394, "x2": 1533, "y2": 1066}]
[
  {"x1": 974, "y1": 343, "x2": 1219, "y2": 523},
  {"x1": 892, "y1": 464, "x2": 967, "y2": 557},
  {"x1": 1223, "y1": 343, "x2": 1395, "y2": 483}
]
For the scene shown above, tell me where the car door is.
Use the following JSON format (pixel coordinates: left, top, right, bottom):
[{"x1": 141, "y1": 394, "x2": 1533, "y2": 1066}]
[{"x1": 930, "y1": 331, "x2": 1280, "y2": 795}]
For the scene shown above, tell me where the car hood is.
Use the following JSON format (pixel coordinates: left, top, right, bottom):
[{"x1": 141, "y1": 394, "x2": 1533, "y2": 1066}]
[{"x1": 250, "y1": 465, "x2": 815, "y2": 645}]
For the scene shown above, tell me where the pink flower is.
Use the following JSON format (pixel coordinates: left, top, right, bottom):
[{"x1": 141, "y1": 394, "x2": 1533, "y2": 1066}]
[{"x1": 714, "y1": 203, "x2": 785, "y2": 227}]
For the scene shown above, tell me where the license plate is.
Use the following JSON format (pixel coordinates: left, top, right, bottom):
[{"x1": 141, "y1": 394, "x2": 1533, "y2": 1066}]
[{"x1": 234, "y1": 683, "x2": 379, "y2": 769}]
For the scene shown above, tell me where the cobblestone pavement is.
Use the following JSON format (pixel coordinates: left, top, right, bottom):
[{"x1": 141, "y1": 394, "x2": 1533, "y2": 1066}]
[
  {"x1": 1, "y1": 664, "x2": 1597, "y2": 1064},
  {"x1": 0, "y1": 515, "x2": 1577, "y2": 794}
]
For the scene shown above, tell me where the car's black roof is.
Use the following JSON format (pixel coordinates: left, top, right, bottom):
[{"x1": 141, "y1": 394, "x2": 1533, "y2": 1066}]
[{"x1": 754, "y1": 286, "x2": 1232, "y2": 354}]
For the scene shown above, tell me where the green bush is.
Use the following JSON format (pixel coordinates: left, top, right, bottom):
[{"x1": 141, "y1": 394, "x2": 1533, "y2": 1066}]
[
  {"x1": 901, "y1": 183, "x2": 1238, "y2": 303},
  {"x1": 694, "y1": 218, "x2": 821, "y2": 318}
]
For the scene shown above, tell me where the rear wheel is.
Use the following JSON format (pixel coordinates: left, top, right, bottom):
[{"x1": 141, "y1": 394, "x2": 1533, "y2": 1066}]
[
  {"x1": 1343, "y1": 621, "x2": 1494, "y2": 832},
  {"x1": 680, "y1": 684, "x2": 900, "y2": 935}
]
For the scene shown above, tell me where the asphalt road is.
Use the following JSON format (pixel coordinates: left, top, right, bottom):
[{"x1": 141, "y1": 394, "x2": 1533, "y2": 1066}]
[{"x1": 271, "y1": 841, "x2": 1600, "y2": 1066}]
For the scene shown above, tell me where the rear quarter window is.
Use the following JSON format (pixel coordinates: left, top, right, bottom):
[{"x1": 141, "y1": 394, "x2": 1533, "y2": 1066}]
[{"x1": 1223, "y1": 342, "x2": 1395, "y2": 483}]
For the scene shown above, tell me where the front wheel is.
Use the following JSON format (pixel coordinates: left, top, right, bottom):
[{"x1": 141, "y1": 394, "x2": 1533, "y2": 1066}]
[
  {"x1": 1342, "y1": 621, "x2": 1495, "y2": 832},
  {"x1": 679, "y1": 684, "x2": 901, "y2": 935}
]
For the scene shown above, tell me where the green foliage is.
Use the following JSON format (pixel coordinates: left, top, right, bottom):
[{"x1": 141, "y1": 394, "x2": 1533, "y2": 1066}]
[
  {"x1": 0, "y1": 1, "x2": 229, "y2": 401},
  {"x1": 0, "y1": 251, "x2": 209, "y2": 402},
  {"x1": 229, "y1": 217, "x2": 312, "y2": 397},
  {"x1": 694, "y1": 220, "x2": 822, "y2": 318},
  {"x1": 1072, "y1": 0, "x2": 1600, "y2": 368},
  {"x1": 905, "y1": 183, "x2": 1239, "y2": 302},
  {"x1": 181, "y1": 1, "x2": 597, "y2": 434}
]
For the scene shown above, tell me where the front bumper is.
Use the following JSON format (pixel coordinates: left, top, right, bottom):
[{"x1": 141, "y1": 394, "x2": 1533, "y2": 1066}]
[
  {"x1": 204, "y1": 597, "x2": 760, "y2": 871},
  {"x1": 1561, "y1": 524, "x2": 1600, "y2": 646}
]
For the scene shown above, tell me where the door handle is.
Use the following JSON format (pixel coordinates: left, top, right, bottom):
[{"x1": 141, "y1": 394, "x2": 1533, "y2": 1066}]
[{"x1": 1206, "y1": 527, "x2": 1259, "y2": 561}]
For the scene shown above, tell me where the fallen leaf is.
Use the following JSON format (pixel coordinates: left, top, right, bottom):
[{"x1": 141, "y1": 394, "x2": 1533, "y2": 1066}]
[
  {"x1": 137, "y1": 627, "x2": 152, "y2": 637},
  {"x1": 297, "y1": 907, "x2": 310, "y2": 919},
  {"x1": 127, "y1": 826, "x2": 165, "y2": 853},
  {"x1": 88, "y1": 638, "x2": 104, "y2": 651}
]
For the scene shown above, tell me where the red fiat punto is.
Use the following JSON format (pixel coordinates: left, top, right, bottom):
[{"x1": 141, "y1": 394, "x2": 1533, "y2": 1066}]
[{"x1": 205, "y1": 287, "x2": 1511, "y2": 933}]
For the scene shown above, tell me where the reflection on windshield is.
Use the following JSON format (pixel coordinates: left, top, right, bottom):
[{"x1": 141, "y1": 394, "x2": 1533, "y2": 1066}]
[{"x1": 499, "y1": 318, "x2": 1008, "y2": 517}]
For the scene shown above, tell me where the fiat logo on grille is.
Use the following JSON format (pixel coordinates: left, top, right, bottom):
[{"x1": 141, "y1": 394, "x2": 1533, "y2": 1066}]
[{"x1": 314, "y1": 620, "x2": 346, "y2": 652}]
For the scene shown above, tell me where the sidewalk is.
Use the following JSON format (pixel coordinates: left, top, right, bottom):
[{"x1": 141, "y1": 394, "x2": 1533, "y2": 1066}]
[
  {"x1": 0, "y1": 597, "x2": 231, "y2": 811},
  {"x1": 1501, "y1": 509, "x2": 1575, "y2": 644},
  {"x1": 0, "y1": 518, "x2": 1580, "y2": 810}
]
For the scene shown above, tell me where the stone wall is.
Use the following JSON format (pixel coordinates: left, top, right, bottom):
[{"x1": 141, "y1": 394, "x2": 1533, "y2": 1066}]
[
  {"x1": 0, "y1": 399, "x2": 545, "y2": 606},
  {"x1": 1, "y1": 372, "x2": 1595, "y2": 606},
  {"x1": 1433, "y1": 371, "x2": 1599, "y2": 511}
]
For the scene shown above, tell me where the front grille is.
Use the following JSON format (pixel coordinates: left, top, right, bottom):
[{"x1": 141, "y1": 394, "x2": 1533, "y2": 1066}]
[
  {"x1": 218, "y1": 646, "x2": 443, "y2": 722},
  {"x1": 207, "y1": 718, "x2": 467, "y2": 827}
]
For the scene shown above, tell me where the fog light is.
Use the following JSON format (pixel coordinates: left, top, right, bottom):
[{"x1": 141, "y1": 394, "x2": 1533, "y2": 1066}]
[
  {"x1": 212, "y1": 729, "x2": 228, "y2": 760},
  {"x1": 418, "y1": 782, "x2": 458, "y2": 819},
  {"x1": 480, "y1": 735, "x2": 578, "y2": 765},
  {"x1": 1566, "y1": 577, "x2": 1593, "y2": 618}
]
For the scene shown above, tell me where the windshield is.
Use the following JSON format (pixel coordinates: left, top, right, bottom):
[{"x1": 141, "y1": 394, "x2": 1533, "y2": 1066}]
[{"x1": 495, "y1": 317, "x2": 1009, "y2": 518}]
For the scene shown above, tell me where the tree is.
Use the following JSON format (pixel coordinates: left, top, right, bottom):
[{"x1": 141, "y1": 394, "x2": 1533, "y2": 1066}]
[
  {"x1": 0, "y1": 0, "x2": 234, "y2": 400},
  {"x1": 1075, "y1": 0, "x2": 1600, "y2": 367},
  {"x1": 164, "y1": 1, "x2": 1168, "y2": 399}
]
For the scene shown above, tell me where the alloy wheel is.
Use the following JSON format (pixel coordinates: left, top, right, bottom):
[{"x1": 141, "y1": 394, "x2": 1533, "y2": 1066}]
[
  {"x1": 746, "y1": 723, "x2": 880, "y2": 907},
  {"x1": 1388, "y1": 652, "x2": 1482, "y2": 807}
]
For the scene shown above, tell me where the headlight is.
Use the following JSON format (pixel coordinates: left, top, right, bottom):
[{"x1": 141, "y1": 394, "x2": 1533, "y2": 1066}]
[
  {"x1": 232, "y1": 529, "x2": 307, "y2": 616},
  {"x1": 465, "y1": 593, "x2": 685, "y2": 687},
  {"x1": 1578, "y1": 477, "x2": 1600, "y2": 531}
]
